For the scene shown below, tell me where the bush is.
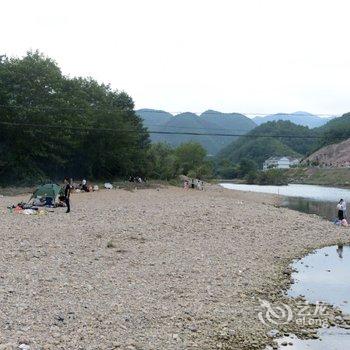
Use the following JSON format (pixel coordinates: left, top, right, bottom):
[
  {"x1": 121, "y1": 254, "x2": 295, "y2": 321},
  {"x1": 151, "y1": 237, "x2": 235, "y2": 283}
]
[
  {"x1": 245, "y1": 170, "x2": 259, "y2": 184},
  {"x1": 256, "y1": 169, "x2": 288, "y2": 186},
  {"x1": 237, "y1": 159, "x2": 258, "y2": 178}
]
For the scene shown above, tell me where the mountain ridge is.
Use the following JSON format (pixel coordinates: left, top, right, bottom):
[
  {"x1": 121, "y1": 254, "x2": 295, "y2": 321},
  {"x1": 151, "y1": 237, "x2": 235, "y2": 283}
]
[
  {"x1": 253, "y1": 111, "x2": 334, "y2": 128},
  {"x1": 136, "y1": 109, "x2": 256, "y2": 155}
]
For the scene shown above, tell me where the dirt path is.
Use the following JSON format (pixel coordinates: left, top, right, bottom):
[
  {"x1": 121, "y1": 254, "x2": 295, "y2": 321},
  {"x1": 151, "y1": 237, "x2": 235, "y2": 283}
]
[{"x1": 0, "y1": 186, "x2": 348, "y2": 350}]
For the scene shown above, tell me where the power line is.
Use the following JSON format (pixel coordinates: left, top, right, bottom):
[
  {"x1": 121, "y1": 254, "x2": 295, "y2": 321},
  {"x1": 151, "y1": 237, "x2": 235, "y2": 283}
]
[
  {"x1": 0, "y1": 121, "x2": 323, "y2": 139},
  {"x1": 141, "y1": 123, "x2": 254, "y2": 133},
  {"x1": 137, "y1": 110, "x2": 338, "y2": 117},
  {"x1": 0, "y1": 104, "x2": 339, "y2": 117},
  {"x1": 0, "y1": 104, "x2": 336, "y2": 135},
  {"x1": 0, "y1": 104, "x2": 253, "y2": 132},
  {"x1": 0, "y1": 104, "x2": 130, "y2": 113}
]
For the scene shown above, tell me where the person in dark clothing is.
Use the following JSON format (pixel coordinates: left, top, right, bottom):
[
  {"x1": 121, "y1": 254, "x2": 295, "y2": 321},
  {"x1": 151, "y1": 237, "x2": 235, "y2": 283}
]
[
  {"x1": 81, "y1": 179, "x2": 89, "y2": 192},
  {"x1": 64, "y1": 177, "x2": 71, "y2": 213},
  {"x1": 337, "y1": 199, "x2": 345, "y2": 221}
]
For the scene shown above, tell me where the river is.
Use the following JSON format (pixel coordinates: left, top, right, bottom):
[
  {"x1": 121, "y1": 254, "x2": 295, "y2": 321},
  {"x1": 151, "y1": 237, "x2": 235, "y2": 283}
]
[
  {"x1": 221, "y1": 183, "x2": 350, "y2": 349},
  {"x1": 220, "y1": 183, "x2": 350, "y2": 220}
]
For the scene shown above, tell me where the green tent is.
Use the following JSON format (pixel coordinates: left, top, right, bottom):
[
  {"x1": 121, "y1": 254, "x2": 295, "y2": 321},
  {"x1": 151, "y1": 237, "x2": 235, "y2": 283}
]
[{"x1": 30, "y1": 183, "x2": 63, "y2": 203}]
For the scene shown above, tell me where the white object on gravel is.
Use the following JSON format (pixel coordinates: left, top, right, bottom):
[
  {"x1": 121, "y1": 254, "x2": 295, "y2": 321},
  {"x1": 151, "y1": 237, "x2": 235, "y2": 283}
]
[
  {"x1": 22, "y1": 209, "x2": 36, "y2": 215},
  {"x1": 19, "y1": 344, "x2": 31, "y2": 350}
]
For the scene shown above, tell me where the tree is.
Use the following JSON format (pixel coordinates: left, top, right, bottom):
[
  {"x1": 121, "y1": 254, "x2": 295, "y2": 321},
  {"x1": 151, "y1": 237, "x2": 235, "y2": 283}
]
[
  {"x1": 0, "y1": 51, "x2": 150, "y2": 184},
  {"x1": 237, "y1": 158, "x2": 258, "y2": 178},
  {"x1": 170, "y1": 141, "x2": 214, "y2": 179},
  {"x1": 0, "y1": 51, "x2": 65, "y2": 182},
  {"x1": 146, "y1": 143, "x2": 177, "y2": 180},
  {"x1": 257, "y1": 169, "x2": 287, "y2": 185}
]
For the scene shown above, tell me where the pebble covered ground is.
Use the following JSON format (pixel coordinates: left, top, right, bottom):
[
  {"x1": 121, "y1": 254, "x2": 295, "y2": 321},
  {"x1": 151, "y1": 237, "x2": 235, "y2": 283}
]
[{"x1": 0, "y1": 185, "x2": 348, "y2": 350}]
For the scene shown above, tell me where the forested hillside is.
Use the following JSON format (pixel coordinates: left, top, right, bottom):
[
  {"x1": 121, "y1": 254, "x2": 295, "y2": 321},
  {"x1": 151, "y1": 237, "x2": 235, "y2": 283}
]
[
  {"x1": 136, "y1": 109, "x2": 256, "y2": 155},
  {"x1": 315, "y1": 112, "x2": 350, "y2": 148},
  {"x1": 218, "y1": 121, "x2": 317, "y2": 167}
]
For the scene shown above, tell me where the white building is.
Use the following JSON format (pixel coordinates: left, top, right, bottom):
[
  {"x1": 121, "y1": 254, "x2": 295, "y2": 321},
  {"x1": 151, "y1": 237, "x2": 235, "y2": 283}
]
[{"x1": 263, "y1": 156, "x2": 300, "y2": 171}]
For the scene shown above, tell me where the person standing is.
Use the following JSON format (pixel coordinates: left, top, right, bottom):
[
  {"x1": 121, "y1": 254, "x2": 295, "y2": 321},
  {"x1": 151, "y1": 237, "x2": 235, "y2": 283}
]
[
  {"x1": 337, "y1": 199, "x2": 345, "y2": 220},
  {"x1": 64, "y1": 177, "x2": 71, "y2": 213},
  {"x1": 342, "y1": 199, "x2": 347, "y2": 218}
]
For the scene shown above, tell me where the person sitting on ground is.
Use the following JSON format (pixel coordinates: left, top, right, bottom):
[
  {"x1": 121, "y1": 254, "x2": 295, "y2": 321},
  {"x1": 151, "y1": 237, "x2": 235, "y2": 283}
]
[{"x1": 81, "y1": 179, "x2": 89, "y2": 192}]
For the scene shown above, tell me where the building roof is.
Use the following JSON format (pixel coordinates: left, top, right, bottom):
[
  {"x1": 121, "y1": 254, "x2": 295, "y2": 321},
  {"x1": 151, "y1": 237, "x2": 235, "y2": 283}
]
[{"x1": 264, "y1": 156, "x2": 300, "y2": 163}]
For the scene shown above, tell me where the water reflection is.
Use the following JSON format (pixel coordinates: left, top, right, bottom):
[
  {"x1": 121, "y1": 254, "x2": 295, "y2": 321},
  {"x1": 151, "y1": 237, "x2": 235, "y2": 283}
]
[
  {"x1": 270, "y1": 245, "x2": 350, "y2": 349},
  {"x1": 267, "y1": 328, "x2": 350, "y2": 350},
  {"x1": 221, "y1": 184, "x2": 350, "y2": 349},
  {"x1": 281, "y1": 197, "x2": 338, "y2": 221},
  {"x1": 220, "y1": 183, "x2": 348, "y2": 220},
  {"x1": 220, "y1": 183, "x2": 350, "y2": 202},
  {"x1": 288, "y1": 245, "x2": 350, "y2": 314},
  {"x1": 336, "y1": 244, "x2": 343, "y2": 259}
]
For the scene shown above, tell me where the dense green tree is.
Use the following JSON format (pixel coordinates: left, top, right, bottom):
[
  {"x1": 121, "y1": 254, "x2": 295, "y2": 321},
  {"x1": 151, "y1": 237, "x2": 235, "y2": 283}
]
[
  {"x1": 174, "y1": 142, "x2": 208, "y2": 175},
  {"x1": 237, "y1": 158, "x2": 258, "y2": 178},
  {"x1": 0, "y1": 51, "x2": 66, "y2": 181},
  {"x1": 256, "y1": 169, "x2": 288, "y2": 185},
  {"x1": 0, "y1": 51, "x2": 149, "y2": 184},
  {"x1": 146, "y1": 143, "x2": 177, "y2": 180},
  {"x1": 214, "y1": 158, "x2": 238, "y2": 179}
]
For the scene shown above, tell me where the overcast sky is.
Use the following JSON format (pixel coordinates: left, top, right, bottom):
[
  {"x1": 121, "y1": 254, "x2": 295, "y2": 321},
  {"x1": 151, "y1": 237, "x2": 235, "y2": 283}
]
[{"x1": 2, "y1": 0, "x2": 350, "y2": 116}]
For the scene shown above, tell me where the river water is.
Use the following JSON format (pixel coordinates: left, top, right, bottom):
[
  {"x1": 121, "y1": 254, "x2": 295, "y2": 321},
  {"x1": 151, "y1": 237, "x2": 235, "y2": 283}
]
[
  {"x1": 220, "y1": 183, "x2": 350, "y2": 349},
  {"x1": 220, "y1": 183, "x2": 350, "y2": 220}
]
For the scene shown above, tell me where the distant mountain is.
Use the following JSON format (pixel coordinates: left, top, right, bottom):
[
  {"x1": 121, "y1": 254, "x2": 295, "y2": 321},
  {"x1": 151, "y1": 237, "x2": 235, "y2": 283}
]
[
  {"x1": 136, "y1": 109, "x2": 256, "y2": 155},
  {"x1": 218, "y1": 120, "x2": 317, "y2": 167},
  {"x1": 201, "y1": 110, "x2": 256, "y2": 132},
  {"x1": 136, "y1": 109, "x2": 173, "y2": 130},
  {"x1": 253, "y1": 111, "x2": 334, "y2": 128}
]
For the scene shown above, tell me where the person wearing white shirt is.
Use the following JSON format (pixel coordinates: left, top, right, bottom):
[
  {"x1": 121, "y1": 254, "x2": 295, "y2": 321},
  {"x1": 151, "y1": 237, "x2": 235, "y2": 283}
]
[{"x1": 337, "y1": 199, "x2": 346, "y2": 220}]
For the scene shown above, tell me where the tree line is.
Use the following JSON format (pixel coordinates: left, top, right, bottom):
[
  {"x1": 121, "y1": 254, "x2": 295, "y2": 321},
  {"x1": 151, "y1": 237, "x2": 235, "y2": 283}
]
[{"x1": 0, "y1": 52, "x2": 212, "y2": 185}]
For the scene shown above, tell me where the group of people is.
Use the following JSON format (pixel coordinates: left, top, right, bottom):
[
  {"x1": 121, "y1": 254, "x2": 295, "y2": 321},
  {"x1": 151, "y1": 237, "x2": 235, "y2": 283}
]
[
  {"x1": 183, "y1": 178, "x2": 204, "y2": 190},
  {"x1": 337, "y1": 198, "x2": 347, "y2": 225},
  {"x1": 337, "y1": 199, "x2": 346, "y2": 220},
  {"x1": 129, "y1": 176, "x2": 145, "y2": 183}
]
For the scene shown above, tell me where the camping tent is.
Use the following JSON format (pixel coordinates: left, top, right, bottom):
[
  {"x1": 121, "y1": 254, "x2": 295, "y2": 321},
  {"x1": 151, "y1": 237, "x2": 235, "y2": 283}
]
[{"x1": 30, "y1": 183, "x2": 62, "y2": 204}]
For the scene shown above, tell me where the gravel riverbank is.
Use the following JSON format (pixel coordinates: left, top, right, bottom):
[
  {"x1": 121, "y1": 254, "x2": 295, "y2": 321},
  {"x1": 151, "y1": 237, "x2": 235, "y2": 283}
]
[{"x1": 0, "y1": 185, "x2": 348, "y2": 350}]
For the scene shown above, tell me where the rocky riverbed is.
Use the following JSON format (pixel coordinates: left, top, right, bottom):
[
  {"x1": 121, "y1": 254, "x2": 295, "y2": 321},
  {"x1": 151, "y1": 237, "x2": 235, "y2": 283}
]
[{"x1": 0, "y1": 185, "x2": 348, "y2": 350}]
